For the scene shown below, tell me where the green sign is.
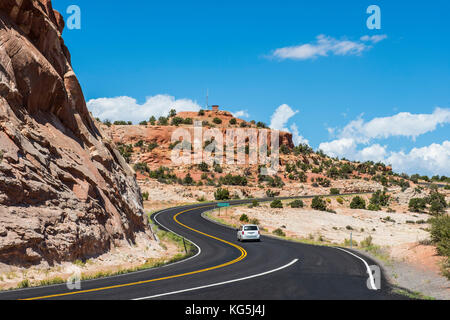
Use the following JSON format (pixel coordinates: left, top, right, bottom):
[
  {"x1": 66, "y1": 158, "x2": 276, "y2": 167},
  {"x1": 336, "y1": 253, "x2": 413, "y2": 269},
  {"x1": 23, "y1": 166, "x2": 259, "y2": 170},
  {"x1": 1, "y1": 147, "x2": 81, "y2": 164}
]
[{"x1": 217, "y1": 203, "x2": 230, "y2": 207}]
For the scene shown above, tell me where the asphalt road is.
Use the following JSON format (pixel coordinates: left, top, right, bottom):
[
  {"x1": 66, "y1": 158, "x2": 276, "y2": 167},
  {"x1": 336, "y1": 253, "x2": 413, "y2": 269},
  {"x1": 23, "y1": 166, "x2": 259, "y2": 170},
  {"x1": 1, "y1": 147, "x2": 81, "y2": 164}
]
[{"x1": 0, "y1": 197, "x2": 407, "y2": 300}]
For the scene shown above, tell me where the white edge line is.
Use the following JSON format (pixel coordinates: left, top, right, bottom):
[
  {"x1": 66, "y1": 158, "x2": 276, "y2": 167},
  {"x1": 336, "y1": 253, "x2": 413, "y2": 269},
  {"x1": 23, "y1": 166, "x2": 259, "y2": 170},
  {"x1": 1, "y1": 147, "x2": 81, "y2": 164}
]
[
  {"x1": 334, "y1": 247, "x2": 378, "y2": 290},
  {"x1": 133, "y1": 258, "x2": 299, "y2": 300}
]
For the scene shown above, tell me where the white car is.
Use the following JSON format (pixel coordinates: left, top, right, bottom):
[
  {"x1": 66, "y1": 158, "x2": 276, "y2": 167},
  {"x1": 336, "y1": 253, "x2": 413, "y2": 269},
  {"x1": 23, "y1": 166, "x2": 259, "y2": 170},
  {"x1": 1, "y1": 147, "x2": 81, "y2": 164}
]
[{"x1": 237, "y1": 225, "x2": 261, "y2": 242}]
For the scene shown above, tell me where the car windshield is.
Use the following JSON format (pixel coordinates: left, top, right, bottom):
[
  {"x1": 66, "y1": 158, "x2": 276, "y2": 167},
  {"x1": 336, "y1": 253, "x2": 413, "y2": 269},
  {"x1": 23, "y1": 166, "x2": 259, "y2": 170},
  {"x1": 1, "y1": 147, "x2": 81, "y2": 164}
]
[{"x1": 244, "y1": 226, "x2": 258, "y2": 231}]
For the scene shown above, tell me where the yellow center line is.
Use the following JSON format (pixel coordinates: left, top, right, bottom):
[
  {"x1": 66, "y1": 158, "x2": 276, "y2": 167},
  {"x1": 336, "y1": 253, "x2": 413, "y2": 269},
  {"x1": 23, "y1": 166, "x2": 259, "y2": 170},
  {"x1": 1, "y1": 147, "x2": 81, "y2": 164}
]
[{"x1": 22, "y1": 205, "x2": 247, "y2": 300}]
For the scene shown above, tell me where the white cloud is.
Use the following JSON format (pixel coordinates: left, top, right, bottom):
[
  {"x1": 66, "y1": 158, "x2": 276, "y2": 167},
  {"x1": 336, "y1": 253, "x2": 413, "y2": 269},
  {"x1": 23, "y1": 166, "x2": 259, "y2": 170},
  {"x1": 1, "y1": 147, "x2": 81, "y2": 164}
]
[
  {"x1": 269, "y1": 104, "x2": 299, "y2": 131},
  {"x1": 386, "y1": 141, "x2": 450, "y2": 176},
  {"x1": 232, "y1": 110, "x2": 250, "y2": 118},
  {"x1": 319, "y1": 137, "x2": 450, "y2": 176},
  {"x1": 87, "y1": 94, "x2": 201, "y2": 124},
  {"x1": 269, "y1": 104, "x2": 309, "y2": 146},
  {"x1": 360, "y1": 34, "x2": 388, "y2": 43},
  {"x1": 271, "y1": 34, "x2": 386, "y2": 60},
  {"x1": 358, "y1": 144, "x2": 387, "y2": 162},
  {"x1": 318, "y1": 138, "x2": 357, "y2": 158},
  {"x1": 290, "y1": 123, "x2": 309, "y2": 146},
  {"x1": 339, "y1": 108, "x2": 450, "y2": 142}
]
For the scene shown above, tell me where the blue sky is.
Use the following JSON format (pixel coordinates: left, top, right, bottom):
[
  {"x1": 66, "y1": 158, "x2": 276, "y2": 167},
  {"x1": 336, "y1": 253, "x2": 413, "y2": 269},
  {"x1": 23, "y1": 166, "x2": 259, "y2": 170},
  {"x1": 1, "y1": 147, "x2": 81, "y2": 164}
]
[{"x1": 53, "y1": 0, "x2": 449, "y2": 176}]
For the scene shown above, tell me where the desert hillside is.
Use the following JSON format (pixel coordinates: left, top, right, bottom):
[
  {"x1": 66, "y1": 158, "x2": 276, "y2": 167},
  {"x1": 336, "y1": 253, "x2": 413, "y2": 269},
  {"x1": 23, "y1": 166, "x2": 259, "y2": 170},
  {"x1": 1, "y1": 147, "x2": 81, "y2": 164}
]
[
  {"x1": 99, "y1": 106, "x2": 449, "y2": 297},
  {"x1": 99, "y1": 108, "x2": 449, "y2": 206},
  {"x1": 0, "y1": 0, "x2": 155, "y2": 267}
]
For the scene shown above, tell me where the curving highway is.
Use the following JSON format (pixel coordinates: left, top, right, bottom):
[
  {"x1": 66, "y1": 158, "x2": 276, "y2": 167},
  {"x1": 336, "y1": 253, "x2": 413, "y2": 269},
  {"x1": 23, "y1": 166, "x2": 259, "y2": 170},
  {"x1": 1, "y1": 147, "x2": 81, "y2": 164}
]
[{"x1": 0, "y1": 198, "x2": 406, "y2": 300}]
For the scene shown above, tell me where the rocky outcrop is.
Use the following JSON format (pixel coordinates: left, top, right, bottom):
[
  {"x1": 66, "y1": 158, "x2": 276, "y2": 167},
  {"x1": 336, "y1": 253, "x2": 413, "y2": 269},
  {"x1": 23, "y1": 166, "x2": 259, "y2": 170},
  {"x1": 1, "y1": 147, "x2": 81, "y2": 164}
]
[{"x1": 0, "y1": 0, "x2": 153, "y2": 266}]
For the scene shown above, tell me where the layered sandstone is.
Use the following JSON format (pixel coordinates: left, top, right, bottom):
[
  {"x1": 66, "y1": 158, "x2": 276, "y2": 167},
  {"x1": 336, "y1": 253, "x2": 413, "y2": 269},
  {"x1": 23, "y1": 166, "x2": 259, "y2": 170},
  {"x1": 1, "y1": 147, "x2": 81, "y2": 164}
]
[{"x1": 0, "y1": 0, "x2": 153, "y2": 266}]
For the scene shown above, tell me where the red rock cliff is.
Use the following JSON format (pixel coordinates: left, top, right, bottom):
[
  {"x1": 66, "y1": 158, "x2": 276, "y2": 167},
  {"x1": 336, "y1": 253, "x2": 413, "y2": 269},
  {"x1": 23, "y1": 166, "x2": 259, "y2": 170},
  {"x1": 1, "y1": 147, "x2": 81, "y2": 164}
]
[{"x1": 0, "y1": 0, "x2": 153, "y2": 266}]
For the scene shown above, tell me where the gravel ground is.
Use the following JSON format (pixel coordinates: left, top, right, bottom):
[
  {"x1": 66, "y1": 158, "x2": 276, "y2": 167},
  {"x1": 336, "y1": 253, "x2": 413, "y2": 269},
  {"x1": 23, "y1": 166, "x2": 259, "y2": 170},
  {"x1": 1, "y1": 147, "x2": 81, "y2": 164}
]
[{"x1": 354, "y1": 248, "x2": 450, "y2": 300}]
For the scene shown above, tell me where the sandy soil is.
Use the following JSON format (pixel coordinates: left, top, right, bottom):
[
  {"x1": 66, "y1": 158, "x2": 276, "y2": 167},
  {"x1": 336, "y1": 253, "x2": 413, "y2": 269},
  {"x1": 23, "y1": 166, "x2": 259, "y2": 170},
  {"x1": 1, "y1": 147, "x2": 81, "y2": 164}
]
[{"x1": 213, "y1": 197, "x2": 431, "y2": 245}]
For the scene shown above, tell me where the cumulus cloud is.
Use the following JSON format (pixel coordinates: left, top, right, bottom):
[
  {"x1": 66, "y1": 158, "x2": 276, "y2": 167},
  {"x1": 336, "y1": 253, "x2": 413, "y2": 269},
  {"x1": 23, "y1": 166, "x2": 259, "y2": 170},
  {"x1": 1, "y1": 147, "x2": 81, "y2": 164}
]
[
  {"x1": 338, "y1": 108, "x2": 450, "y2": 142},
  {"x1": 271, "y1": 34, "x2": 386, "y2": 60},
  {"x1": 87, "y1": 94, "x2": 201, "y2": 124},
  {"x1": 269, "y1": 104, "x2": 299, "y2": 131},
  {"x1": 318, "y1": 138, "x2": 357, "y2": 158},
  {"x1": 268, "y1": 104, "x2": 309, "y2": 146},
  {"x1": 232, "y1": 110, "x2": 250, "y2": 118},
  {"x1": 358, "y1": 144, "x2": 387, "y2": 162},
  {"x1": 290, "y1": 123, "x2": 309, "y2": 146},
  {"x1": 319, "y1": 138, "x2": 450, "y2": 175},
  {"x1": 386, "y1": 141, "x2": 450, "y2": 176}
]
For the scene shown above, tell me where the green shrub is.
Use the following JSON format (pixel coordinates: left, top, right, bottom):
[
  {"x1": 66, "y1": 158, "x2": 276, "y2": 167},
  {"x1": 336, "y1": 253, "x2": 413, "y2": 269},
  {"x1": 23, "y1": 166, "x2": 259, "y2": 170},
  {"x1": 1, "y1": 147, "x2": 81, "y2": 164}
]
[
  {"x1": 169, "y1": 109, "x2": 177, "y2": 117},
  {"x1": 134, "y1": 162, "x2": 150, "y2": 174},
  {"x1": 158, "y1": 116, "x2": 168, "y2": 125},
  {"x1": 289, "y1": 200, "x2": 304, "y2": 208},
  {"x1": 273, "y1": 228, "x2": 286, "y2": 237},
  {"x1": 229, "y1": 118, "x2": 237, "y2": 125},
  {"x1": 370, "y1": 190, "x2": 390, "y2": 207},
  {"x1": 171, "y1": 117, "x2": 184, "y2": 126},
  {"x1": 198, "y1": 110, "x2": 205, "y2": 116},
  {"x1": 336, "y1": 197, "x2": 344, "y2": 205},
  {"x1": 368, "y1": 203, "x2": 381, "y2": 211},
  {"x1": 270, "y1": 200, "x2": 283, "y2": 208},
  {"x1": 213, "y1": 117, "x2": 222, "y2": 124},
  {"x1": 256, "y1": 122, "x2": 267, "y2": 128},
  {"x1": 330, "y1": 188, "x2": 340, "y2": 195},
  {"x1": 311, "y1": 196, "x2": 327, "y2": 211},
  {"x1": 251, "y1": 200, "x2": 259, "y2": 207},
  {"x1": 360, "y1": 236, "x2": 373, "y2": 248},
  {"x1": 219, "y1": 174, "x2": 247, "y2": 186},
  {"x1": 427, "y1": 191, "x2": 447, "y2": 215},
  {"x1": 214, "y1": 188, "x2": 230, "y2": 200},
  {"x1": 350, "y1": 196, "x2": 366, "y2": 209},
  {"x1": 249, "y1": 218, "x2": 260, "y2": 225},
  {"x1": 114, "y1": 120, "x2": 129, "y2": 126},
  {"x1": 409, "y1": 198, "x2": 427, "y2": 213},
  {"x1": 196, "y1": 196, "x2": 206, "y2": 202},
  {"x1": 430, "y1": 216, "x2": 450, "y2": 257},
  {"x1": 240, "y1": 214, "x2": 249, "y2": 223},
  {"x1": 280, "y1": 145, "x2": 290, "y2": 155},
  {"x1": 142, "y1": 191, "x2": 149, "y2": 201},
  {"x1": 198, "y1": 162, "x2": 209, "y2": 172},
  {"x1": 183, "y1": 173, "x2": 194, "y2": 185},
  {"x1": 147, "y1": 142, "x2": 158, "y2": 152},
  {"x1": 183, "y1": 118, "x2": 193, "y2": 125},
  {"x1": 18, "y1": 279, "x2": 30, "y2": 288},
  {"x1": 266, "y1": 189, "x2": 280, "y2": 198}
]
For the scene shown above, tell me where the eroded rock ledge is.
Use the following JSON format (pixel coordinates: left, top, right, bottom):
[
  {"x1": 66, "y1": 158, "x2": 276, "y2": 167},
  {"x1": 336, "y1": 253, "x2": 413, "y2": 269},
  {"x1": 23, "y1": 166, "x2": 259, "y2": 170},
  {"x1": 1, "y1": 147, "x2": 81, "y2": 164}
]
[{"x1": 0, "y1": 0, "x2": 154, "y2": 266}]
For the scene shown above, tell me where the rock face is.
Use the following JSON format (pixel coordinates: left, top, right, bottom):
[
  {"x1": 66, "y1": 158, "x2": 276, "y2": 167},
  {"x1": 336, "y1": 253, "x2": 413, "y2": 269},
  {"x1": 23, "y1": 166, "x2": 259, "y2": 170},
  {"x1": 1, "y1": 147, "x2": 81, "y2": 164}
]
[{"x1": 0, "y1": 0, "x2": 153, "y2": 266}]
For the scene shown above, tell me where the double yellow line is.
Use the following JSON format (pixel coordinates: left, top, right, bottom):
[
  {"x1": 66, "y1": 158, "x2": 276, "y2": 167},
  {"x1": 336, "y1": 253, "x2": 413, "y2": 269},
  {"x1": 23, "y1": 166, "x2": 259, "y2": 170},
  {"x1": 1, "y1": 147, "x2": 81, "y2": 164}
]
[{"x1": 23, "y1": 205, "x2": 247, "y2": 300}]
